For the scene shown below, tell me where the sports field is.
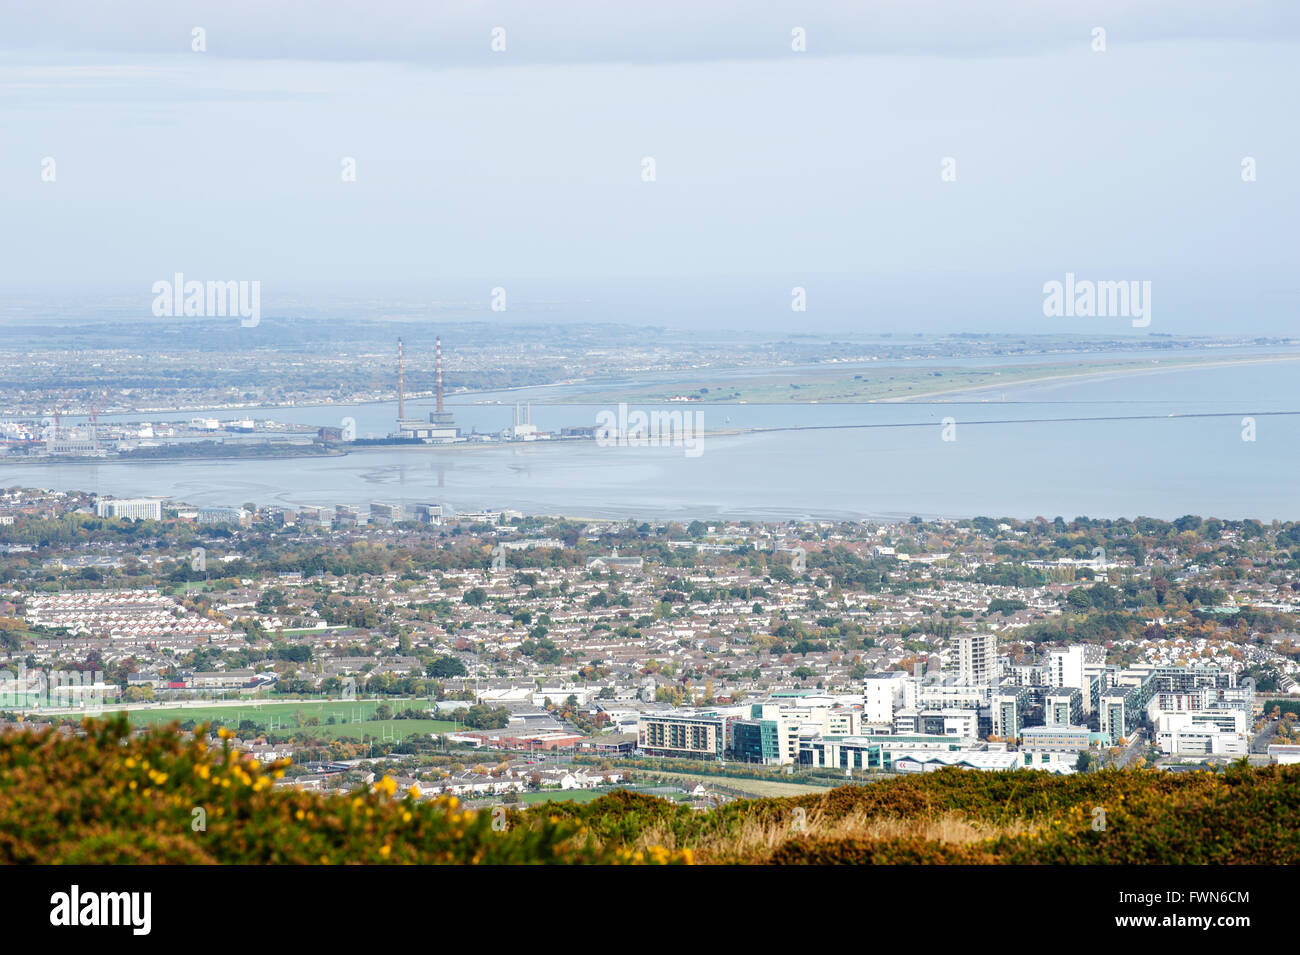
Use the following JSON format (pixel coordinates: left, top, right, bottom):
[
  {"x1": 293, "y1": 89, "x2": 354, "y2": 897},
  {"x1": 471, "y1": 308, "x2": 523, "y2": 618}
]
[
  {"x1": 121, "y1": 699, "x2": 459, "y2": 739},
  {"x1": 517, "y1": 789, "x2": 612, "y2": 806}
]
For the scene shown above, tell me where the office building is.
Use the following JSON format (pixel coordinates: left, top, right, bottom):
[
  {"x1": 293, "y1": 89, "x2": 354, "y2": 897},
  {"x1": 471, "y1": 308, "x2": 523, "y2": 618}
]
[
  {"x1": 196, "y1": 506, "x2": 248, "y2": 526},
  {"x1": 369, "y1": 502, "x2": 403, "y2": 525},
  {"x1": 1019, "y1": 725, "x2": 1091, "y2": 753}
]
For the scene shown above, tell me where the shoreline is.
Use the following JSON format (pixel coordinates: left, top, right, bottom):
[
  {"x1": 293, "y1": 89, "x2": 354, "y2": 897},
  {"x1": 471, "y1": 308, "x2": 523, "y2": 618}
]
[
  {"x1": 22, "y1": 347, "x2": 1300, "y2": 420},
  {"x1": 881, "y1": 354, "x2": 1300, "y2": 403},
  {"x1": 545, "y1": 353, "x2": 1300, "y2": 407}
]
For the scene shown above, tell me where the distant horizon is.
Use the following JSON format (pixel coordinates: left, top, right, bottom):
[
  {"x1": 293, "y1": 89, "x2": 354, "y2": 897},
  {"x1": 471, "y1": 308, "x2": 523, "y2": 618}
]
[{"x1": 2, "y1": 274, "x2": 1297, "y2": 337}]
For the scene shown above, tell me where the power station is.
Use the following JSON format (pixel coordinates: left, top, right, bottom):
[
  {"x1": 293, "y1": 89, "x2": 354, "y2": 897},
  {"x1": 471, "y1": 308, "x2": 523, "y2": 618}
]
[{"x1": 392, "y1": 337, "x2": 461, "y2": 443}]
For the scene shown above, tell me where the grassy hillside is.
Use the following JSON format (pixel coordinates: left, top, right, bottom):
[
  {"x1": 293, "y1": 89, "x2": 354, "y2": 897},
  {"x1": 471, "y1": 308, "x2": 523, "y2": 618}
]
[
  {"x1": 2, "y1": 718, "x2": 1297, "y2": 864},
  {"x1": 545, "y1": 765, "x2": 1300, "y2": 863}
]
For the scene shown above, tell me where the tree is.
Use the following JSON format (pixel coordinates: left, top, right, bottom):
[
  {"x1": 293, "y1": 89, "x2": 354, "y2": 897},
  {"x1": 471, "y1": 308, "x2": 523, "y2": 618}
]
[
  {"x1": 426, "y1": 655, "x2": 467, "y2": 679},
  {"x1": 1075, "y1": 751, "x2": 1093, "y2": 772},
  {"x1": 462, "y1": 704, "x2": 509, "y2": 729}
]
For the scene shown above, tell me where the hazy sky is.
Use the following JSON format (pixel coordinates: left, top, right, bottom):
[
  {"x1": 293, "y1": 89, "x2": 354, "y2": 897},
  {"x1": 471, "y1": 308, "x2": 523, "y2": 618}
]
[{"x1": 2, "y1": 1, "x2": 1298, "y2": 334}]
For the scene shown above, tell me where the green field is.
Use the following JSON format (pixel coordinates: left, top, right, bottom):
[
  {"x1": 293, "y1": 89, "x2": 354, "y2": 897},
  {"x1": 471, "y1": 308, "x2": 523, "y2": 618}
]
[
  {"x1": 289, "y1": 718, "x2": 461, "y2": 741},
  {"x1": 518, "y1": 789, "x2": 614, "y2": 806},
  {"x1": 169, "y1": 582, "x2": 214, "y2": 596},
  {"x1": 121, "y1": 699, "x2": 456, "y2": 738}
]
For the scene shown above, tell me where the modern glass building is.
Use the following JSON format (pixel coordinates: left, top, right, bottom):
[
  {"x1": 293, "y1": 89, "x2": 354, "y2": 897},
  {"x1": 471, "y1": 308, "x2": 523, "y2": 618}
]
[{"x1": 731, "y1": 719, "x2": 783, "y2": 764}]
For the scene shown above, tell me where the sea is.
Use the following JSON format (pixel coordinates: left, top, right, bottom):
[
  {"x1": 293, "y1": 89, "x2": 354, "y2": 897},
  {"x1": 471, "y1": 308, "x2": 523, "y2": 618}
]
[{"x1": 9, "y1": 349, "x2": 1300, "y2": 523}]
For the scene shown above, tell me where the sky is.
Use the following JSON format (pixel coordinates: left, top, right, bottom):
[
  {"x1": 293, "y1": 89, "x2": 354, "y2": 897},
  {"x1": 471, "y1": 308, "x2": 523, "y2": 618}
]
[{"x1": 1, "y1": 1, "x2": 1298, "y2": 334}]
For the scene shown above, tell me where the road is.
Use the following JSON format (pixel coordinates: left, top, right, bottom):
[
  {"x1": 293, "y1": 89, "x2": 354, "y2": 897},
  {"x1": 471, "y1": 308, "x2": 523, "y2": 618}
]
[
  {"x1": 1112, "y1": 729, "x2": 1145, "y2": 769},
  {"x1": 1251, "y1": 718, "x2": 1278, "y2": 754}
]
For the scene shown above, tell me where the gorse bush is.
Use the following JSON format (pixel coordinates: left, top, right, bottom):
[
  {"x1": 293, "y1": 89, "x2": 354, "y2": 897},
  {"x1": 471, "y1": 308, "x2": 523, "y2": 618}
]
[{"x1": 0, "y1": 718, "x2": 688, "y2": 865}]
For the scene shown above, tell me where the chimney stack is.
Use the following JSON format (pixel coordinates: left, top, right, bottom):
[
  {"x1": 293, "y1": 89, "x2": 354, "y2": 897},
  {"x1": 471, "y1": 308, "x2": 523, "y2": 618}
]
[
  {"x1": 436, "y1": 337, "x2": 444, "y2": 415},
  {"x1": 397, "y1": 338, "x2": 405, "y2": 420}
]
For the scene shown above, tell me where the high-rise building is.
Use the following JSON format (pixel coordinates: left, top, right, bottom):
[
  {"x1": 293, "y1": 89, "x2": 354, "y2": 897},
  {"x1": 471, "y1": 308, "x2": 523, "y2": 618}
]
[
  {"x1": 955, "y1": 633, "x2": 997, "y2": 686},
  {"x1": 992, "y1": 688, "x2": 1030, "y2": 739},
  {"x1": 1048, "y1": 646, "x2": 1086, "y2": 692},
  {"x1": 863, "y1": 672, "x2": 907, "y2": 725}
]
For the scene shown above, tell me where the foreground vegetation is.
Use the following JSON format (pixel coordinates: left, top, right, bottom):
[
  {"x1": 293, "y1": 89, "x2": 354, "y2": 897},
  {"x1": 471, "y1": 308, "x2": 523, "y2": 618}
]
[
  {"x1": 548, "y1": 762, "x2": 1300, "y2": 864},
  {"x1": 0, "y1": 718, "x2": 686, "y2": 864},
  {"x1": 3, "y1": 718, "x2": 1297, "y2": 865}
]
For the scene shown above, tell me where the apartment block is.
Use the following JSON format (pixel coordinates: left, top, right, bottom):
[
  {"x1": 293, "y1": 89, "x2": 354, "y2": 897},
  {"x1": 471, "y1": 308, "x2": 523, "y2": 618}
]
[
  {"x1": 955, "y1": 633, "x2": 997, "y2": 686},
  {"x1": 637, "y1": 713, "x2": 727, "y2": 759}
]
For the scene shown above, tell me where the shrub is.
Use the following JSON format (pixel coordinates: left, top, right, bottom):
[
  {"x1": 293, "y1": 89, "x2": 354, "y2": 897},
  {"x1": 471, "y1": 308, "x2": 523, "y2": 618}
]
[{"x1": 0, "y1": 718, "x2": 687, "y2": 865}]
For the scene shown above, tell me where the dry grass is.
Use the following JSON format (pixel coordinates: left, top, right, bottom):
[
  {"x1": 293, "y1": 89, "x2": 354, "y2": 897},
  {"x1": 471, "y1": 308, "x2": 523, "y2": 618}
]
[{"x1": 623, "y1": 810, "x2": 1042, "y2": 863}]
